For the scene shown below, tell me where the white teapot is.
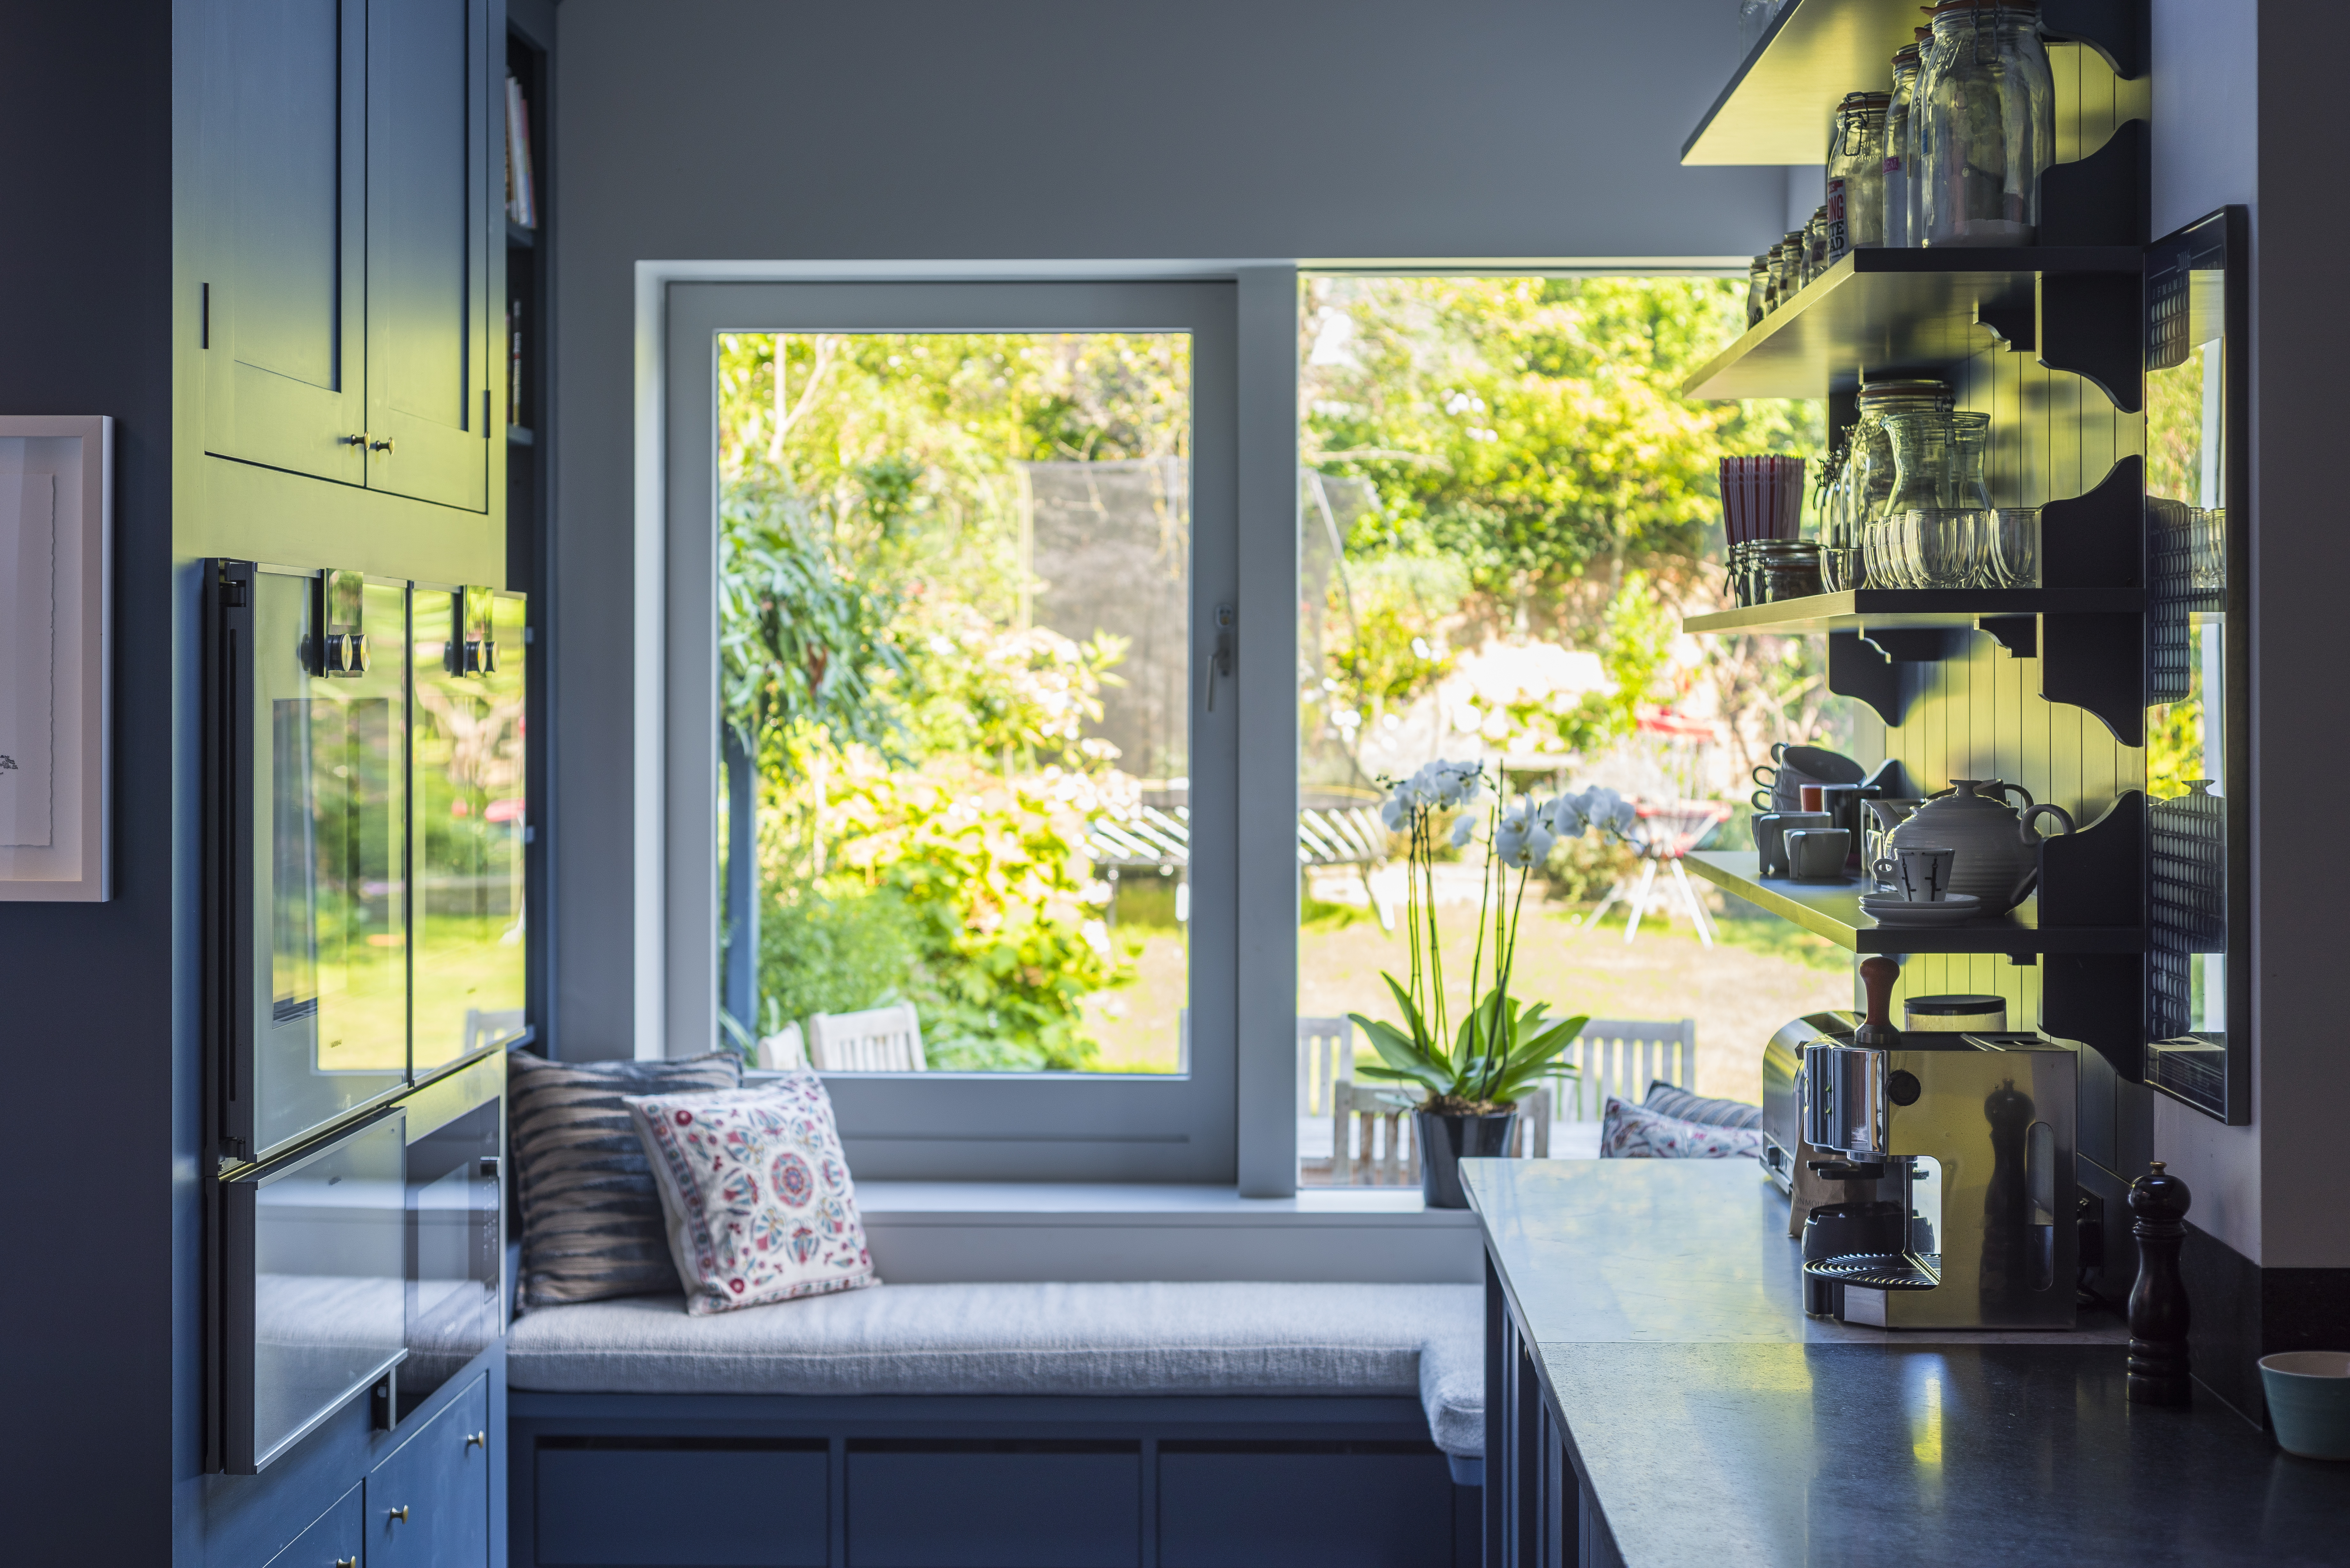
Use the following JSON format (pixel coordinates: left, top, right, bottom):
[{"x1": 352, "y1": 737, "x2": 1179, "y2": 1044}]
[{"x1": 1885, "y1": 778, "x2": 2075, "y2": 914}]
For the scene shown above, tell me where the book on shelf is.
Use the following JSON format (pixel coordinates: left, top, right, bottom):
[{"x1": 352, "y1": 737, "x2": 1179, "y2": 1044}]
[
  {"x1": 507, "y1": 303, "x2": 524, "y2": 429},
  {"x1": 505, "y1": 76, "x2": 537, "y2": 229}
]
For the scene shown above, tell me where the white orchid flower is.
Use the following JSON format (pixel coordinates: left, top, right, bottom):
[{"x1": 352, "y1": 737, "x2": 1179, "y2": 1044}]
[
  {"x1": 1380, "y1": 794, "x2": 1408, "y2": 830},
  {"x1": 1494, "y1": 817, "x2": 1555, "y2": 869},
  {"x1": 1450, "y1": 813, "x2": 1478, "y2": 849}
]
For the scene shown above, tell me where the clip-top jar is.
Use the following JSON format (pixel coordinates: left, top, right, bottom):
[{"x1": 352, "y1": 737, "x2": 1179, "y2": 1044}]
[
  {"x1": 1827, "y1": 92, "x2": 1891, "y2": 259},
  {"x1": 1916, "y1": 0, "x2": 2055, "y2": 246},
  {"x1": 1882, "y1": 45, "x2": 1922, "y2": 247}
]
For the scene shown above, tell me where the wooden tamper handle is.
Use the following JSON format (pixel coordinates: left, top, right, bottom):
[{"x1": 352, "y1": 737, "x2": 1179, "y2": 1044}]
[
  {"x1": 1854, "y1": 955, "x2": 1900, "y2": 1046},
  {"x1": 2127, "y1": 1159, "x2": 2194, "y2": 1406}
]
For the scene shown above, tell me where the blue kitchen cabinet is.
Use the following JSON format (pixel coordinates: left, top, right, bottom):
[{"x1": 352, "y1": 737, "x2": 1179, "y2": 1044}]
[{"x1": 369, "y1": 1372, "x2": 492, "y2": 1566}]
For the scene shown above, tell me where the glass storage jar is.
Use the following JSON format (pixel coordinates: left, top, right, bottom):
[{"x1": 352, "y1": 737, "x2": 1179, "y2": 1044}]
[
  {"x1": 1804, "y1": 207, "x2": 1831, "y2": 283},
  {"x1": 1916, "y1": 0, "x2": 2055, "y2": 247},
  {"x1": 1747, "y1": 253, "x2": 1770, "y2": 327},
  {"x1": 1882, "y1": 44, "x2": 1922, "y2": 247},
  {"x1": 1827, "y1": 92, "x2": 1891, "y2": 257},
  {"x1": 1882, "y1": 409, "x2": 1994, "y2": 588},
  {"x1": 1843, "y1": 380, "x2": 1953, "y2": 589}
]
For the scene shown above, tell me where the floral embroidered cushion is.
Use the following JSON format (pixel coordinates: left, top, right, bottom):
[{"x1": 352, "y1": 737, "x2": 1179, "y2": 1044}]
[
  {"x1": 622, "y1": 1073, "x2": 879, "y2": 1314},
  {"x1": 1599, "y1": 1095, "x2": 1766, "y2": 1160}
]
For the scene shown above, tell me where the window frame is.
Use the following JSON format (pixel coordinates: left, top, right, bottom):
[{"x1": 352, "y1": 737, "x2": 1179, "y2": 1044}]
[{"x1": 660, "y1": 277, "x2": 1289, "y2": 1184}]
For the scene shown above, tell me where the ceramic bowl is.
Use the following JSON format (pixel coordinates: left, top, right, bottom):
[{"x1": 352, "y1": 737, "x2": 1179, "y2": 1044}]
[{"x1": 2261, "y1": 1352, "x2": 2350, "y2": 1460}]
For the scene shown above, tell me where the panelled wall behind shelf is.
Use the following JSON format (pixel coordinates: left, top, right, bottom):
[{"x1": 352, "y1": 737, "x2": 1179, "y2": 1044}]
[{"x1": 1833, "y1": 76, "x2": 2149, "y2": 1184}]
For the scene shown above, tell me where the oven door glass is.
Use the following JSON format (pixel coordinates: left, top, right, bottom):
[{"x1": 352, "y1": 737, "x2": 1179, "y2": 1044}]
[
  {"x1": 250, "y1": 571, "x2": 411, "y2": 1158},
  {"x1": 412, "y1": 588, "x2": 529, "y2": 1073},
  {"x1": 226, "y1": 1111, "x2": 407, "y2": 1472},
  {"x1": 401, "y1": 1094, "x2": 503, "y2": 1417}
]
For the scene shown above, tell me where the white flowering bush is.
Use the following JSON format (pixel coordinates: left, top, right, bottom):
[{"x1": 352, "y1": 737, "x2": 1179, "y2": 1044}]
[{"x1": 1353, "y1": 763, "x2": 1635, "y2": 1112}]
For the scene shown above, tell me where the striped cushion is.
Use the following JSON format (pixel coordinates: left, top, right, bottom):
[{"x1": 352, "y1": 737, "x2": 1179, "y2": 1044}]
[
  {"x1": 511, "y1": 1052, "x2": 743, "y2": 1310},
  {"x1": 1641, "y1": 1081, "x2": 1763, "y2": 1130}
]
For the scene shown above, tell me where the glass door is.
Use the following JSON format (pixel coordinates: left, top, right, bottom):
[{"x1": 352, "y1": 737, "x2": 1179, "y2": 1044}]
[{"x1": 670, "y1": 281, "x2": 1239, "y2": 1180}]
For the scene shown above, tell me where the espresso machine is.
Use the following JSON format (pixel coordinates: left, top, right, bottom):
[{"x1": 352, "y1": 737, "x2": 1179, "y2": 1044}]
[{"x1": 1794, "y1": 958, "x2": 2078, "y2": 1330}]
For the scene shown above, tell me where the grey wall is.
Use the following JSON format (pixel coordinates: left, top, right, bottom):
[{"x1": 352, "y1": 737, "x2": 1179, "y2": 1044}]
[
  {"x1": 549, "y1": 0, "x2": 1793, "y2": 1057},
  {"x1": 0, "y1": 5, "x2": 178, "y2": 1562}
]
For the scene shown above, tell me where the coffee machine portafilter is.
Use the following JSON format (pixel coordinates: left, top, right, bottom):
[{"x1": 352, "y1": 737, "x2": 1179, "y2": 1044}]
[{"x1": 1798, "y1": 957, "x2": 2078, "y2": 1331}]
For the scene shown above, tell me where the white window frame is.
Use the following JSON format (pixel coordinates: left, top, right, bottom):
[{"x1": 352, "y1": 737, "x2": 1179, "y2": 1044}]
[{"x1": 642, "y1": 268, "x2": 1299, "y2": 1190}]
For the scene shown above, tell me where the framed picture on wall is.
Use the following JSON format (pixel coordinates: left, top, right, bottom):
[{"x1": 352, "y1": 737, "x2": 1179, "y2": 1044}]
[{"x1": 0, "y1": 415, "x2": 111, "y2": 902}]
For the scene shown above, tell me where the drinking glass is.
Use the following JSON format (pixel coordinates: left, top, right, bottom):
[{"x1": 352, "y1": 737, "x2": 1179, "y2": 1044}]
[
  {"x1": 1914, "y1": 509, "x2": 1984, "y2": 588},
  {"x1": 1989, "y1": 506, "x2": 2040, "y2": 587}
]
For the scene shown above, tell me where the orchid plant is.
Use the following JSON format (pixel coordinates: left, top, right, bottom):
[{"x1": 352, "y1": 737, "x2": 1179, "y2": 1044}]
[{"x1": 1350, "y1": 761, "x2": 1637, "y2": 1114}]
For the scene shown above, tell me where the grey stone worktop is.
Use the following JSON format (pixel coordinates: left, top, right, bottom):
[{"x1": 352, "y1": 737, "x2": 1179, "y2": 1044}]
[{"x1": 1461, "y1": 1160, "x2": 2350, "y2": 1567}]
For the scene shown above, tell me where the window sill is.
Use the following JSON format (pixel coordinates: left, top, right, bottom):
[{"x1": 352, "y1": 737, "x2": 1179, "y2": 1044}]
[{"x1": 857, "y1": 1181, "x2": 1475, "y2": 1225}]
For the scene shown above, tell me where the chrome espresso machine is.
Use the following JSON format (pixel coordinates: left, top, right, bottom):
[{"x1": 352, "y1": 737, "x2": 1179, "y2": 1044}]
[{"x1": 1767, "y1": 959, "x2": 2078, "y2": 1331}]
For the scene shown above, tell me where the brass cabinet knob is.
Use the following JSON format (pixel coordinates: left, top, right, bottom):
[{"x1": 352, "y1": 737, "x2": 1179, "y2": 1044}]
[
  {"x1": 343, "y1": 433, "x2": 368, "y2": 446},
  {"x1": 369, "y1": 437, "x2": 396, "y2": 453},
  {"x1": 337, "y1": 1559, "x2": 357, "y2": 1567},
  {"x1": 387, "y1": 1505, "x2": 410, "y2": 1523},
  {"x1": 465, "y1": 1429, "x2": 487, "y2": 1450}
]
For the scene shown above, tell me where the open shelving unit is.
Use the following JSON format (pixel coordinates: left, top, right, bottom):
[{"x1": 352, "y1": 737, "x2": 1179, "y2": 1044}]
[
  {"x1": 1683, "y1": 851, "x2": 2143, "y2": 956},
  {"x1": 1685, "y1": 587, "x2": 2142, "y2": 637}
]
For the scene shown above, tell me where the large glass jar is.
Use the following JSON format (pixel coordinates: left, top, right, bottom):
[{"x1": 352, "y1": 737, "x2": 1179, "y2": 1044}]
[
  {"x1": 1827, "y1": 92, "x2": 1891, "y2": 257},
  {"x1": 1826, "y1": 379, "x2": 1949, "y2": 590},
  {"x1": 1882, "y1": 45, "x2": 1922, "y2": 247},
  {"x1": 1883, "y1": 409, "x2": 1998, "y2": 587},
  {"x1": 1916, "y1": 0, "x2": 2056, "y2": 246},
  {"x1": 1843, "y1": 381, "x2": 1952, "y2": 588}
]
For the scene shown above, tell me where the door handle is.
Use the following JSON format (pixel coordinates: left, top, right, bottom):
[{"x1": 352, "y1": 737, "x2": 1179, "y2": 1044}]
[
  {"x1": 387, "y1": 1505, "x2": 410, "y2": 1523},
  {"x1": 1203, "y1": 602, "x2": 1235, "y2": 712}
]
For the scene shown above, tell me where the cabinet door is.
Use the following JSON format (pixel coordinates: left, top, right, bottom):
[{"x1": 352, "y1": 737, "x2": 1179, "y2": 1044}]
[
  {"x1": 369, "y1": 1372, "x2": 491, "y2": 1568},
  {"x1": 364, "y1": 0, "x2": 492, "y2": 511},
  {"x1": 203, "y1": 0, "x2": 368, "y2": 486},
  {"x1": 263, "y1": 1482, "x2": 365, "y2": 1568}
]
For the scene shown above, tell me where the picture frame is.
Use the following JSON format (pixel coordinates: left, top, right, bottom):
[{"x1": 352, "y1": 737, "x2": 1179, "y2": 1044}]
[{"x1": 0, "y1": 415, "x2": 111, "y2": 901}]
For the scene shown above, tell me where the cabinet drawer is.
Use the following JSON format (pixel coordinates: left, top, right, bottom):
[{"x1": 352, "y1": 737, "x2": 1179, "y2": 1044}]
[
  {"x1": 1157, "y1": 1444, "x2": 1456, "y2": 1568},
  {"x1": 847, "y1": 1441, "x2": 1140, "y2": 1568},
  {"x1": 263, "y1": 1481, "x2": 364, "y2": 1568},
  {"x1": 535, "y1": 1439, "x2": 829, "y2": 1567},
  {"x1": 369, "y1": 1372, "x2": 491, "y2": 1567}
]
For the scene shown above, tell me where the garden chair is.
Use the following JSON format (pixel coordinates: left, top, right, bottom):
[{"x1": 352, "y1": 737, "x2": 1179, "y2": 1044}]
[
  {"x1": 1555, "y1": 1018, "x2": 1695, "y2": 1122},
  {"x1": 755, "y1": 1021, "x2": 807, "y2": 1071},
  {"x1": 1581, "y1": 799, "x2": 1731, "y2": 946},
  {"x1": 807, "y1": 1004, "x2": 928, "y2": 1072},
  {"x1": 1331, "y1": 1078, "x2": 1419, "y2": 1186},
  {"x1": 1297, "y1": 1016, "x2": 1353, "y2": 1123}
]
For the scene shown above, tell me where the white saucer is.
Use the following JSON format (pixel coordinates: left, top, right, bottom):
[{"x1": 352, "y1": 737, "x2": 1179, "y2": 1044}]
[
  {"x1": 1859, "y1": 892, "x2": 1982, "y2": 926},
  {"x1": 1859, "y1": 891, "x2": 1980, "y2": 911}
]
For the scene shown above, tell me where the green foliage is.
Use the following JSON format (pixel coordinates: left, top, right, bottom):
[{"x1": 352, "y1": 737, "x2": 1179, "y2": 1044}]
[
  {"x1": 1304, "y1": 277, "x2": 1822, "y2": 623},
  {"x1": 718, "y1": 481, "x2": 903, "y2": 767},
  {"x1": 757, "y1": 884, "x2": 924, "y2": 1029},
  {"x1": 1353, "y1": 984, "x2": 1589, "y2": 1112}
]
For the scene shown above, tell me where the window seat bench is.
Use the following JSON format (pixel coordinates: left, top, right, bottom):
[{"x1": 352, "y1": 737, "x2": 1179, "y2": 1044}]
[{"x1": 505, "y1": 1281, "x2": 1485, "y2": 1567}]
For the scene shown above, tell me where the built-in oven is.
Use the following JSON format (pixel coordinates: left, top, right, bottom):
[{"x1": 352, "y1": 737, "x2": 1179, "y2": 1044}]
[
  {"x1": 214, "y1": 1110, "x2": 409, "y2": 1474},
  {"x1": 205, "y1": 562, "x2": 524, "y2": 1471}
]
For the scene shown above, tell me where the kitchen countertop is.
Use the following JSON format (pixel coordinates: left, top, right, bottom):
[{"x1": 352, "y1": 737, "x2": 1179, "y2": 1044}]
[{"x1": 1461, "y1": 1160, "x2": 2350, "y2": 1566}]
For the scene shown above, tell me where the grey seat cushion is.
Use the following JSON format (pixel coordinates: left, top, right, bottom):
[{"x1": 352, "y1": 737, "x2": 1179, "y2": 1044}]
[
  {"x1": 508, "y1": 1052, "x2": 743, "y2": 1309},
  {"x1": 508, "y1": 1280, "x2": 1485, "y2": 1457}
]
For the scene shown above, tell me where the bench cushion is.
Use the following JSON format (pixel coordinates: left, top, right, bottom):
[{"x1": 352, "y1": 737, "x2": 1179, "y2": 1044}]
[{"x1": 508, "y1": 1280, "x2": 1485, "y2": 1457}]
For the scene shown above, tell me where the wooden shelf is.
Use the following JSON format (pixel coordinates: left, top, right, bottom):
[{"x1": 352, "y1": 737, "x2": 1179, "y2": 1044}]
[
  {"x1": 1681, "y1": 248, "x2": 2142, "y2": 401},
  {"x1": 1683, "y1": 0, "x2": 2145, "y2": 165},
  {"x1": 1685, "y1": 587, "x2": 2143, "y2": 637},
  {"x1": 1686, "y1": 850, "x2": 2146, "y2": 955}
]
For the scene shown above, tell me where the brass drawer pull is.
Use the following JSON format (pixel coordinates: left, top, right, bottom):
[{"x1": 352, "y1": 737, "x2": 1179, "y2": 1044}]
[
  {"x1": 369, "y1": 437, "x2": 396, "y2": 453},
  {"x1": 387, "y1": 1505, "x2": 410, "y2": 1523},
  {"x1": 466, "y1": 1429, "x2": 487, "y2": 1450}
]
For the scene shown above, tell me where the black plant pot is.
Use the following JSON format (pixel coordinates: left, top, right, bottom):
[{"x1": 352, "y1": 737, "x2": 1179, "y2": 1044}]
[{"x1": 1415, "y1": 1108, "x2": 1519, "y2": 1210}]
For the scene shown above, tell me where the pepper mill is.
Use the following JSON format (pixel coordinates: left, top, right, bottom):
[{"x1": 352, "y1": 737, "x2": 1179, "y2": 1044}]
[
  {"x1": 2126, "y1": 1159, "x2": 2193, "y2": 1406},
  {"x1": 1853, "y1": 955, "x2": 1900, "y2": 1046}
]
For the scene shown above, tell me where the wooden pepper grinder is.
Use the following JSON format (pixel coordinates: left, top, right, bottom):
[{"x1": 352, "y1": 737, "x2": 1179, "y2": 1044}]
[
  {"x1": 2126, "y1": 1159, "x2": 2193, "y2": 1406},
  {"x1": 1854, "y1": 956, "x2": 1901, "y2": 1046}
]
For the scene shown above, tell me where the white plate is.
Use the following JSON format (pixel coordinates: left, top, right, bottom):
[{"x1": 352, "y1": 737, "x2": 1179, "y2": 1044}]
[
  {"x1": 1859, "y1": 893, "x2": 1980, "y2": 912},
  {"x1": 1864, "y1": 907, "x2": 1984, "y2": 926}
]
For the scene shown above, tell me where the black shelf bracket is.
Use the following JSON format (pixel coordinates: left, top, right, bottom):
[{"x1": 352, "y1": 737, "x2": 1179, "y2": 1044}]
[
  {"x1": 1827, "y1": 631, "x2": 1902, "y2": 727},
  {"x1": 2040, "y1": 0, "x2": 2147, "y2": 80},
  {"x1": 2038, "y1": 791, "x2": 2150, "y2": 1082},
  {"x1": 2040, "y1": 120, "x2": 2149, "y2": 248},
  {"x1": 1978, "y1": 615, "x2": 2037, "y2": 657},
  {"x1": 1975, "y1": 300, "x2": 2035, "y2": 353},
  {"x1": 2041, "y1": 456, "x2": 2144, "y2": 591},
  {"x1": 1861, "y1": 627, "x2": 1974, "y2": 663},
  {"x1": 2042, "y1": 612, "x2": 2146, "y2": 745},
  {"x1": 2038, "y1": 270, "x2": 2144, "y2": 413}
]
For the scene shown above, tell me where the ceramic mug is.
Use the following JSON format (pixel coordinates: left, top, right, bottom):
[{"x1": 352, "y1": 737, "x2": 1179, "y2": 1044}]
[
  {"x1": 1785, "y1": 828, "x2": 1851, "y2": 881},
  {"x1": 1872, "y1": 843, "x2": 1956, "y2": 902},
  {"x1": 2260, "y1": 1352, "x2": 2350, "y2": 1461},
  {"x1": 1755, "y1": 811, "x2": 1831, "y2": 878}
]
